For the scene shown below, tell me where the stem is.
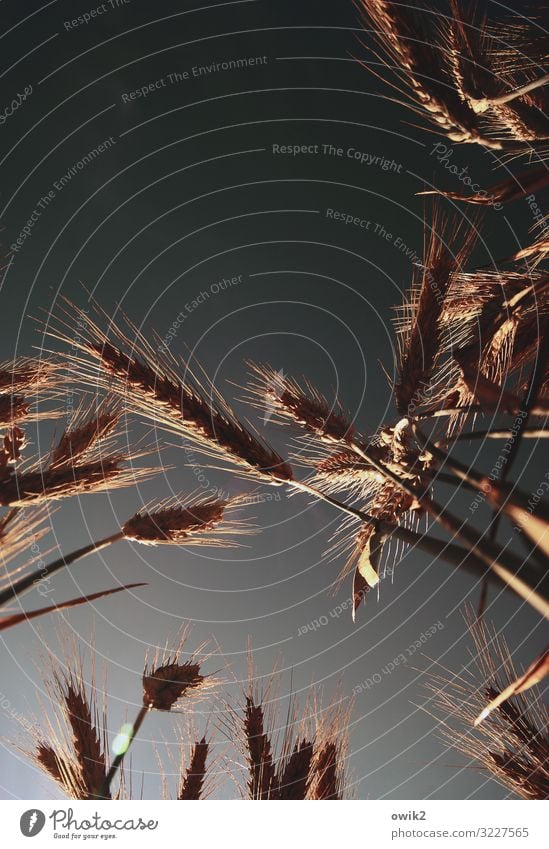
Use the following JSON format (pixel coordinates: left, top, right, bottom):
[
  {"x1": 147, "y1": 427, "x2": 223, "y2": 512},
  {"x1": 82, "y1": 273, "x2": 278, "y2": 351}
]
[
  {"x1": 479, "y1": 331, "x2": 549, "y2": 615},
  {"x1": 97, "y1": 704, "x2": 149, "y2": 799},
  {"x1": 303, "y1": 426, "x2": 548, "y2": 616},
  {"x1": 422, "y1": 495, "x2": 548, "y2": 617},
  {"x1": 470, "y1": 74, "x2": 549, "y2": 112},
  {"x1": 431, "y1": 472, "x2": 477, "y2": 491},
  {"x1": 436, "y1": 427, "x2": 549, "y2": 444},
  {"x1": 489, "y1": 332, "x2": 549, "y2": 539},
  {"x1": 414, "y1": 425, "x2": 544, "y2": 514},
  {"x1": 412, "y1": 425, "x2": 549, "y2": 618},
  {"x1": 289, "y1": 479, "x2": 381, "y2": 527},
  {"x1": 417, "y1": 405, "x2": 482, "y2": 420},
  {"x1": 0, "y1": 531, "x2": 124, "y2": 609},
  {"x1": 285, "y1": 479, "x2": 544, "y2": 592},
  {"x1": 0, "y1": 582, "x2": 146, "y2": 631}
]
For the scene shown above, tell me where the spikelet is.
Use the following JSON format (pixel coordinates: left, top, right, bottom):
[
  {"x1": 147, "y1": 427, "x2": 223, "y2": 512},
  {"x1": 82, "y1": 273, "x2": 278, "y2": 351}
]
[
  {"x1": 359, "y1": 0, "x2": 549, "y2": 156},
  {"x1": 306, "y1": 448, "x2": 386, "y2": 502},
  {"x1": 425, "y1": 612, "x2": 549, "y2": 799},
  {"x1": 122, "y1": 494, "x2": 250, "y2": 547},
  {"x1": 50, "y1": 400, "x2": 121, "y2": 469},
  {"x1": 0, "y1": 456, "x2": 157, "y2": 507},
  {"x1": 47, "y1": 298, "x2": 292, "y2": 484},
  {"x1": 243, "y1": 362, "x2": 358, "y2": 444},
  {"x1": 358, "y1": 0, "x2": 488, "y2": 146},
  {"x1": 223, "y1": 655, "x2": 353, "y2": 799},
  {"x1": 0, "y1": 506, "x2": 53, "y2": 585},
  {"x1": 178, "y1": 736, "x2": 210, "y2": 800},
  {"x1": 142, "y1": 630, "x2": 212, "y2": 711},
  {"x1": 0, "y1": 400, "x2": 157, "y2": 506},
  {"x1": 394, "y1": 209, "x2": 478, "y2": 416},
  {"x1": 0, "y1": 357, "x2": 60, "y2": 394},
  {"x1": 23, "y1": 645, "x2": 111, "y2": 800},
  {"x1": 0, "y1": 358, "x2": 63, "y2": 428},
  {"x1": 307, "y1": 691, "x2": 353, "y2": 800}
]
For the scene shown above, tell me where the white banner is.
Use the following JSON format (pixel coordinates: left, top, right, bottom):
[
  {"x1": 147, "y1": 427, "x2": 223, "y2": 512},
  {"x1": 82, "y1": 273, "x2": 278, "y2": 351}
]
[{"x1": 2, "y1": 799, "x2": 546, "y2": 848}]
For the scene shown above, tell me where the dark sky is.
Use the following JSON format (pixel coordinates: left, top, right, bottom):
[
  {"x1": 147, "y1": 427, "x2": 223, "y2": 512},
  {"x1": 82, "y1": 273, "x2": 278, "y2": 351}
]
[{"x1": 0, "y1": 0, "x2": 545, "y2": 800}]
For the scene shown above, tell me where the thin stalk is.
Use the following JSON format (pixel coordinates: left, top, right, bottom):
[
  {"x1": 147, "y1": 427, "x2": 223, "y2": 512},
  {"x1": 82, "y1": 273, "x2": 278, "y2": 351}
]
[
  {"x1": 289, "y1": 479, "x2": 382, "y2": 527},
  {"x1": 419, "y1": 403, "x2": 549, "y2": 419},
  {"x1": 489, "y1": 332, "x2": 549, "y2": 540},
  {"x1": 412, "y1": 424, "x2": 549, "y2": 619},
  {"x1": 436, "y1": 427, "x2": 548, "y2": 444},
  {"x1": 0, "y1": 531, "x2": 124, "y2": 609},
  {"x1": 334, "y1": 429, "x2": 548, "y2": 617},
  {"x1": 417, "y1": 405, "x2": 482, "y2": 420},
  {"x1": 0, "y1": 582, "x2": 146, "y2": 631},
  {"x1": 479, "y1": 331, "x2": 549, "y2": 615},
  {"x1": 286, "y1": 479, "x2": 543, "y2": 593},
  {"x1": 414, "y1": 425, "x2": 544, "y2": 515},
  {"x1": 431, "y1": 472, "x2": 477, "y2": 491},
  {"x1": 97, "y1": 704, "x2": 149, "y2": 799},
  {"x1": 470, "y1": 74, "x2": 549, "y2": 112}
]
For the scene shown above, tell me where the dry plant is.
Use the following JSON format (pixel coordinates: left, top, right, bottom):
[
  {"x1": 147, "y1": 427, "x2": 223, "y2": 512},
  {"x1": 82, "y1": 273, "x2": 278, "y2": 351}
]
[
  {"x1": 21, "y1": 644, "x2": 112, "y2": 800},
  {"x1": 425, "y1": 614, "x2": 549, "y2": 799},
  {"x1": 357, "y1": 0, "x2": 549, "y2": 160},
  {"x1": 34, "y1": 201, "x2": 548, "y2": 625},
  {"x1": 0, "y1": 404, "x2": 156, "y2": 508},
  {"x1": 18, "y1": 640, "x2": 352, "y2": 801},
  {"x1": 177, "y1": 736, "x2": 211, "y2": 800},
  {"x1": 0, "y1": 358, "x2": 62, "y2": 429},
  {"x1": 221, "y1": 657, "x2": 353, "y2": 800},
  {"x1": 1, "y1": 2, "x2": 546, "y2": 802},
  {"x1": 47, "y1": 299, "x2": 293, "y2": 484},
  {"x1": 98, "y1": 630, "x2": 214, "y2": 799},
  {"x1": 20, "y1": 629, "x2": 213, "y2": 800},
  {"x1": 0, "y1": 492, "x2": 249, "y2": 611}
]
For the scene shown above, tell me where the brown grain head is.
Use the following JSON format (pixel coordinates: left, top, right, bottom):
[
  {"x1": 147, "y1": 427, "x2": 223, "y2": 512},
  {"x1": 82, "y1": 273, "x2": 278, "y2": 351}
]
[
  {"x1": 21, "y1": 642, "x2": 111, "y2": 800},
  {"x1": 275, "y1": 739, "x2": 314, "y2": 800},
  {"x1": 143, "y1": 661, "x2": 205, "y2": 711},
  {"x1": 394, "y1": 208, "x2": 479, "y2": 416},
  {"x1": 51, "y1": 399, "x2": 121, "y2": 468},
  {"x1": 35, "y1": 742, "x2": 67, "y2": 785},
  {"x1": 307, "y1": 689, "x2": 353, "y2": 800},
  {"x1": 358, "y1": 0, "x2": 547, "y2": 154},
  {"x1": 57, "y1": 671, "x2": 110, "y2": 799},
  {"x1": 243, "y1": 693, "x2": 278, "y2": 799},
  {"x1": 47, "y1": 298, "x2": 293, "y2": 484},
  {"x1": 178, "y1": 737, "x2": 210, "y2": 800},
  {"x1": 425, "y1": 608, "x2": 549, "y2": 799},
  {"x1": 0, "y1": 455, "x2": 158, "y2": 507},
  {"x1": 224, "y1": 654, "x2": 353, "y2": 800},
  {"x1": 243, "y1": 362, "x2": 357, "y2": 444},
  {"x1": 0, "y1": 357, "x2": 61, "y2": 394},
  {"x1": 0, "y1": 505, "x2": 54, "y2": 591},
  {"x1": 122, "y1": 493, "x2": 252, "y2": 547},
  {"x1": 142, "y1": 630, "x2": 212, "y2": 712},
  {"x1": 356, "y1": 0, "x2": 492, "y2": 146},
  {"x1": 306, "y1": 448, "x2": 385, "y2": 501},
  {"x1": 123, "y1": 498, "x2": 225, "y2": 544}
]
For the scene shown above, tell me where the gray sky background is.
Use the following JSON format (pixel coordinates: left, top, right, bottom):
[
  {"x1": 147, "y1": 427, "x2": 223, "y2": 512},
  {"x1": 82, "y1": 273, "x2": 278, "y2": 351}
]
[{"x1": 0, "y1": 0, "x2": 546, "y2": 800}]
